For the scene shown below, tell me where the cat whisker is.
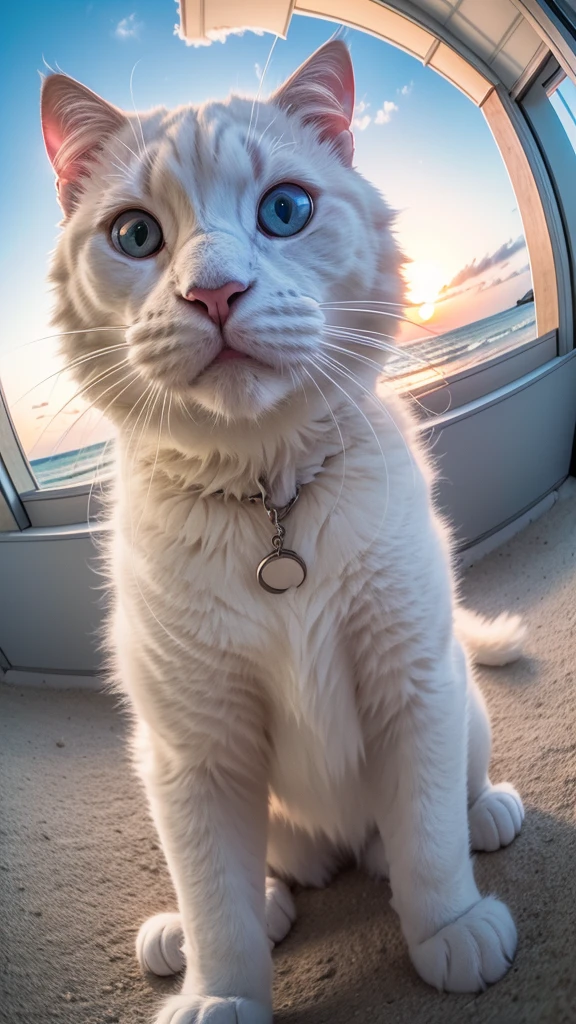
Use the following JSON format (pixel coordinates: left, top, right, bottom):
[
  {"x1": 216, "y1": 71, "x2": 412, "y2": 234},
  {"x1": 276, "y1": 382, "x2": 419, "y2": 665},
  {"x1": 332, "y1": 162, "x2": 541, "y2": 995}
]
[
  {"x1": 75, "y1": 367, "x2": 143, "y2": 477},
  {"x1": 129, "y1": 61, "x2": 148, "y2": 159},
  {"x1": 129, "y1": 382, "x2": 163, "y2": 478},
  {"x1": 323, "y1": 326, "x2": 447, "y2": 383},
  {"x1": 271, "y1": 140, "x2": 298, "y2": 153},
  {"x1": 13, "y1": 344, "x2": 130, "y2": 406},
  {"x1": 135, "y1": 389, "x2": 167, "y2": 541},
  {"x1": 322, "y1": 327, "x2": 440, "y2": 384},
  {"x1": 246, "y1": 35, "x2": 279, "y2": 146},
  {"x1": 320, "y1": 300, "x2": 418, "y2": 309},
  {"x1": 112, "y1": 136, "x2": 142, "y2": 165},
  {"x1": 305, "y1": 355, "x2": 390, "y2": 547},
  {"x1": 66, "y1": 396, "x2": 116, "y2": 480},
  {"x1": 323, "y1": 331, "x2": 450, "y2": 406},
  {"x1": 269, "y1": 123, "x2": 297, "y2": 155},
  {"x1": 314, "y1": 350, "x2": 417, "y2": 488},
  {"x1": 53, "y1": 369, "x2": 140, "y2": 490},
  {"x1": 124, "y1": 385, "x2": 192, "y2": 653},
  {"x1": 288, "y1": 363, "x2": 310, "y2": 407},
  {"x1": 320, "y1": 340, "x2": 403, "y2": 380},
  {"x1": 108, "y1": 154, "x2": 133, "y2": 176},
  {"x1": 85, "y1": 435, "x2": 115, "y2": 525},
  {"x1": 127, "y1": 383, "x2": 158, "y2": 459},
  {"x1": 124, "y1": 382, "x2": 156, "y2": 464},
  {"x1": 166, "y1": 392, "x2": 176, "y2": 444},
  {"x1": 269, "y1": 131, "x2": 285, "y2": 153},
  {"x1": 31, "y1": 381, "x2": 131, "y2": 501},
  {"x1": 258, "y1": 113, "x2": 280, "y2": 146},
  {"x1": 322, "y1": 328, "x2": 439, "y2": 378},
  {"x1": 318, "y1": 339, "x2": 451, "y2": 418},
  {"x1": 4, "y1": 326, "x2": 130, "y2": 358},
  {"x1": 325, "y1": 322, "x2": 448, "y2": 368},
  {"x1": 325, "y1": 322, "x2": 434, "y2": 349},
  {"x1": 27, "y1": 358, "x2": 131, "y2": 454},
  {"x1": 323, "y1": 324, "x2": 403, "y2": 355},
  {"x1": 322, "y1": 306, "x2": 438, "y2": 334},
  {"x1": 177, "y1": 394, "x2": 198, "y2": 426},
  {"x1": 123, "y1": 385, "x2": 159, "y2": 542},
  {"x1": 298, "y1": 362, "x2": 347, "y2": 520},
  {"x1": 28, "y1": 360, "x2": 133, "y2": 459},
  {"x1": 85, "y1": 409, "x2": 138, "y2": 526}
]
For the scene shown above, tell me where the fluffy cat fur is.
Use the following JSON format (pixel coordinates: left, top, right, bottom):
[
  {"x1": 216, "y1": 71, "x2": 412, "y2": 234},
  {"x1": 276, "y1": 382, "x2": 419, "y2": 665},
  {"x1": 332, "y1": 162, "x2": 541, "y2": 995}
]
[{"x1": 41, "y1": 41, "x2": 526, "y2": 1024}]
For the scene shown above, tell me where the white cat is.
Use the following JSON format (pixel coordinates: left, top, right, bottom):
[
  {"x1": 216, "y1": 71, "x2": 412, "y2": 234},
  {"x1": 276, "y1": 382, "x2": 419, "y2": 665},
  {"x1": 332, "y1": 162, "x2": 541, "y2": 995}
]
[{"x1": 41, "y1": 41, "x2": 525, "y2": 1024}]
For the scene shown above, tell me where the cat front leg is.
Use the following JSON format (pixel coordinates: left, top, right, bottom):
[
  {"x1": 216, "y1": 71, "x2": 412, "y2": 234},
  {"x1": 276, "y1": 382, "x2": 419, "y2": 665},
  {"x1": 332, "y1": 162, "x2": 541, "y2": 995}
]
[
  {"x1": 137, "y1": 877, "x2": 296, "y2": 976},
  {"x1": 136, "y1": 719, "x2": 272, "y2": 1024},
  {"x1": 370, "y1": 637, "x2": 517, "y2": 993}
]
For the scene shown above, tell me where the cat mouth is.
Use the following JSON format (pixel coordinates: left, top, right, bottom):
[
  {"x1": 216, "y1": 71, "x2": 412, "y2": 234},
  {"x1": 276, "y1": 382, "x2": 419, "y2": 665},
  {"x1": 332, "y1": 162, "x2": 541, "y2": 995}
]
[
  {"x1": 212, "y1": 346, "x2": 251, "y2": 364},
  {"x1": 208, "y1": 345, "x2": 275, "y2": 372},
  {"x1": 187, "y1": 345, "x2": 277, "y2": 386}
]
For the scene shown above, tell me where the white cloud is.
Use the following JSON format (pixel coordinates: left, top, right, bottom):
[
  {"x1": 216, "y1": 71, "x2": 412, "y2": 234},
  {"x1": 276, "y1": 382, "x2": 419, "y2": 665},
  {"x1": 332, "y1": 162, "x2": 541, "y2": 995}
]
[
  {"x1": 352, "y1": 100, "x2": 371, "y2": 130},
  {"x1": 399, "y1": 82, "x2": 413, "y2": 96},
  {"x1": 255, "y1": 62, "x2": 263, "y2": 81},
  {"x1": 375, "y1": 100, "x2": 398, "y2": 125},
  {"x1": 115, "y1": 13, "x2": 143, "y2": 39},
  {"x1": 207, "y1": 25, "x2": 264, "y2": 42},
  {"x1": 176, "y1": 22, "x2": 264, "y2": 47},
  {"x1": 443, "y1": 236, "x2": 527, "y2": 290}
]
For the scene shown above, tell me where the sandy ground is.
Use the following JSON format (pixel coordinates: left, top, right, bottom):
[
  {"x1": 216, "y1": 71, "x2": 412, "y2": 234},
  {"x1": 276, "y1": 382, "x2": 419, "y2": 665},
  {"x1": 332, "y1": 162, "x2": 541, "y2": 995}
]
[{"x1": 2, "y1": 492, "x2": 576, "y2": 1024}]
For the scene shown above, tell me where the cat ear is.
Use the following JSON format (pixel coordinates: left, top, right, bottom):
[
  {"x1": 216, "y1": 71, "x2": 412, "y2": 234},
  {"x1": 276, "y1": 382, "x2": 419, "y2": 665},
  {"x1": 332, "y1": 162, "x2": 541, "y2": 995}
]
[
  {"x1": 41, "y1": 74, "x2": 126, "y2": 217},
  {"x1": 270, "y1": 40, "x2": 355, "y2": 167}
]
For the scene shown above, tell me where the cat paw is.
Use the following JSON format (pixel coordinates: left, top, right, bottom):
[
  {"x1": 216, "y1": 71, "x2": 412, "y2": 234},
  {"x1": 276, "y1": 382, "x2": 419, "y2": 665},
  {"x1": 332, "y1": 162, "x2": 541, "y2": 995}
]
[
  {"x1": 469, "y1": 783, "x2": 524, "y2": 852},
  {"x1": 155, "y1": 995, "x2": 272, "y2": 1024},
  {"x1": 265, "y1": 877, "x2": 296, "y2": 945},
  {"x1": 137, "y1": 881, "x2": 295, "y2": 977},
  {"x1": 136, "y1": 912, "x2": 185, "y2": 976},
  {"x1": 409, "y1": 896, "x2": 516, "y2": 992}
]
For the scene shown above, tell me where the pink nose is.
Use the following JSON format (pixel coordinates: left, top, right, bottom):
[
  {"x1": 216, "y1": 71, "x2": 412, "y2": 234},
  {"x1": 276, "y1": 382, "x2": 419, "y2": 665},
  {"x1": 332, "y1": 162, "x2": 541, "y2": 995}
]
[{"x1": 184, "y1": 281, "x2": 247, "y2": 326}]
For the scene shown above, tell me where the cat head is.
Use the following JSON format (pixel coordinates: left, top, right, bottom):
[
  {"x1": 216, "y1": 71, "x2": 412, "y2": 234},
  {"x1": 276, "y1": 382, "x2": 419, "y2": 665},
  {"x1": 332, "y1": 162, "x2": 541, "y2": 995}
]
[{"x1": 42, "y1": 41, "x2": 403, "y2": 436}]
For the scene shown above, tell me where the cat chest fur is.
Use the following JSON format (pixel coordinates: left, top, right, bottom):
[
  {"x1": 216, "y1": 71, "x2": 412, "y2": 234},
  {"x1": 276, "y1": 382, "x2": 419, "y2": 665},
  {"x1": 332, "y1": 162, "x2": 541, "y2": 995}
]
[{"x1": 114, "y1": 465, "x2": 433, "y2": 790}]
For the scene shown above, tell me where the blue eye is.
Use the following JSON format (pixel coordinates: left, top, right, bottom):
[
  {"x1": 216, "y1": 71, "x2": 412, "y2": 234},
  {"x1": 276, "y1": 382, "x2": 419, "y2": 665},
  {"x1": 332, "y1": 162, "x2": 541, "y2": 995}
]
[
  {"x1": 111, "y1": 210, "x2": 163, "y2": 258},
  {"x1": 257, "y1": 183, "x2": 313, "y2": 238}
]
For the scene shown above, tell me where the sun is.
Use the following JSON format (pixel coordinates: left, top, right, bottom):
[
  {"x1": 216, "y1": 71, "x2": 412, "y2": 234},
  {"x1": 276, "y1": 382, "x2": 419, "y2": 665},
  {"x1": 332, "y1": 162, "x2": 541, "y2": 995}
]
[
  {"x1": 405, "y1": 262, "x2": 445, "y2": 322},
  {"x1": 418, "y1": 302, "x2": 435, "y2": 321}
]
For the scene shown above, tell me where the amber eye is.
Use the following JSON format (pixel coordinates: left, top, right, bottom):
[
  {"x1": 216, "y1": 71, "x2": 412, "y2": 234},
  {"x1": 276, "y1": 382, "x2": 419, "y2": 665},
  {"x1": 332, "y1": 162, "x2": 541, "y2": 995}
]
[{"x1": 110, "y1": 210, "x2": 163, "y2": 258}]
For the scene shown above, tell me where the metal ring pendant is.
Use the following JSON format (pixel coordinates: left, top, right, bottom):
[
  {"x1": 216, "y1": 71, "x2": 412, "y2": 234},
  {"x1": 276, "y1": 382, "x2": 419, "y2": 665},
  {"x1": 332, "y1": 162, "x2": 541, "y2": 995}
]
[{"x1": 257, "y1": 549, "x2": 307, "y2": 594}]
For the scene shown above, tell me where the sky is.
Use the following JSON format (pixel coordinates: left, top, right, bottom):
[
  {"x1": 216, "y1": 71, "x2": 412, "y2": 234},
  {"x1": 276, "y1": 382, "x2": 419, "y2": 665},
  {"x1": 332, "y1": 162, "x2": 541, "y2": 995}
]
[{"x1": 0, "y1": 0, "x2": 532, "y2": 459}]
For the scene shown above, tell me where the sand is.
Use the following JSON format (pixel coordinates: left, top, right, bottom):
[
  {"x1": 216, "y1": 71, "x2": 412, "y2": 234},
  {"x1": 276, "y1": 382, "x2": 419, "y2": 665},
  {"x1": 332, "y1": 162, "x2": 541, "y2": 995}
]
[{"x1": 2, "y1": 490, "x2": 576, "y2": 1024}]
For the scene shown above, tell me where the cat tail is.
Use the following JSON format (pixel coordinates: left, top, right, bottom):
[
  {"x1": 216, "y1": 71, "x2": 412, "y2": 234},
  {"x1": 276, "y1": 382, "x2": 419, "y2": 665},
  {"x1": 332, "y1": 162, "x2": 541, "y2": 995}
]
[{"x1": 454, "y1": 607, "x2": 526, "y2": 667}]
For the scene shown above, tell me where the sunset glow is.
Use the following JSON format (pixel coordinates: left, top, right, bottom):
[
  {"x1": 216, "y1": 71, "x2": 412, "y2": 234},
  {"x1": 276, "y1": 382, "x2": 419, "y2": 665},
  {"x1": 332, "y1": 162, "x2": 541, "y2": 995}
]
[
  {"x1": 404, "y1": 262, "x2": 446, "y2": 323},
  {"x1": 418, "y1": 302, "x2": 435, "y2": 321}
]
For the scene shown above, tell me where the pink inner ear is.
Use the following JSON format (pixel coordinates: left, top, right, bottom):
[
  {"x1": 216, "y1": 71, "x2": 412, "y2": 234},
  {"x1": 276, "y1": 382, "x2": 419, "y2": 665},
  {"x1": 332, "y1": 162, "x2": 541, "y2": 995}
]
[{"x1": 42, "y1": 115, "x2": 64, "y2": 166}]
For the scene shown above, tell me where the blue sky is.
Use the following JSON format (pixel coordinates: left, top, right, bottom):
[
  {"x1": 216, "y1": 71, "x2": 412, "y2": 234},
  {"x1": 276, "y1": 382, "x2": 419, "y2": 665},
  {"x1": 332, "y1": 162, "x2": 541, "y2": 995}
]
[{"x1": 0, "y1": 0, "x2": 531, "y2": 455}]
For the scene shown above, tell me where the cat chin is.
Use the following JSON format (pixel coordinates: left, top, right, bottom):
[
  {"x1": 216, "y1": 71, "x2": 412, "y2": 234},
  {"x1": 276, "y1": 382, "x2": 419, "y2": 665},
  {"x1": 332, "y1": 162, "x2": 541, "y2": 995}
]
[{"x1": 187, "y1": 362, "x2": 295, "y2": 422}]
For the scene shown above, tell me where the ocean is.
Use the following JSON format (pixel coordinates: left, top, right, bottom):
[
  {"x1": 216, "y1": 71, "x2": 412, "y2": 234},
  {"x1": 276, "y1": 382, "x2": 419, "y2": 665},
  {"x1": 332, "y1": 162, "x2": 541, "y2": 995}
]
[
  {"x1": 31, "y1": 440, "x2": 116, "y2": 489},
  {"x1": 386, "y1": 300, "x2": 537, "y2": 390},
  {"x1": 30, "y1": 302, "x2": 536, "y2": 489}
]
